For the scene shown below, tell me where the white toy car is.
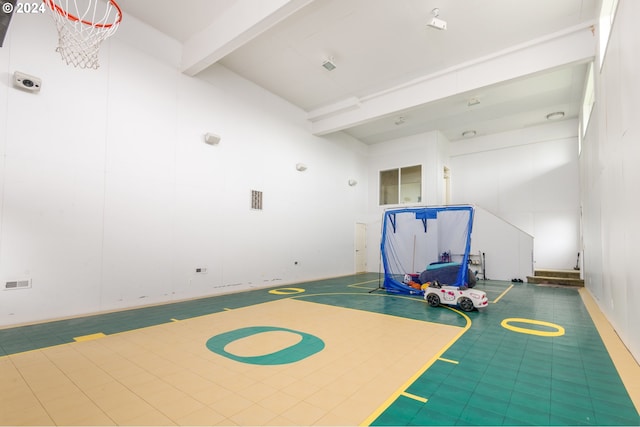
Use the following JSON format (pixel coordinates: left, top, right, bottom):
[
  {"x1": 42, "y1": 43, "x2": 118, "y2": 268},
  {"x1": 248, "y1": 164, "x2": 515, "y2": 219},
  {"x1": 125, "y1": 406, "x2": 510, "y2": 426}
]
[{"x1": 424, "y1": 281, "x2": 488, "y2": 312}]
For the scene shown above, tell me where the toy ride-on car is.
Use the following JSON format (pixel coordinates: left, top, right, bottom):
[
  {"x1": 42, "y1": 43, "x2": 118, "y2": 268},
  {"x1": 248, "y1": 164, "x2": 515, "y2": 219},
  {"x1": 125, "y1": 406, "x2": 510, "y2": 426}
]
[{"x1": 424, "y1": 281, "x2": 488, "y2": 312}]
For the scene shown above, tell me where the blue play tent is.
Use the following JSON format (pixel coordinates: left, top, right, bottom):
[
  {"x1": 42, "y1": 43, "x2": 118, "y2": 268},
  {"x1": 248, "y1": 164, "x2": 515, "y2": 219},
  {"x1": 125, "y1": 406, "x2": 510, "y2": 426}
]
[{"x1": 380, "y1": 205, "x2": 475, "y2": 295}]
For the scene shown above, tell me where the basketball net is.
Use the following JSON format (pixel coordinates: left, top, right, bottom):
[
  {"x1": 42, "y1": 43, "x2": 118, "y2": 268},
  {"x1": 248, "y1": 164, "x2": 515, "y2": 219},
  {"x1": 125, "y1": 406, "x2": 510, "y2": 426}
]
[{"x1": 44, "y1": 0, "x2": 122, "y2": 69}]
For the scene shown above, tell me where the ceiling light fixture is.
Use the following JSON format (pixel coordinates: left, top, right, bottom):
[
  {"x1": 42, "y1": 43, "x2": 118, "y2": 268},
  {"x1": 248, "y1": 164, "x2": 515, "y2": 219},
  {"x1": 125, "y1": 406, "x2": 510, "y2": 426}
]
[
  {"x1": 322, "y1": 58, "x2": 336, "y2": 71},
  {"x1": 427, "y1": 8, "x2": 447, "y2": 30},
  {"x1": 546, "y1": 111, "x2": 565, "y2": 120},
  {"x1": 462, "y1": 130, "x2": 477, "y2": 138}
]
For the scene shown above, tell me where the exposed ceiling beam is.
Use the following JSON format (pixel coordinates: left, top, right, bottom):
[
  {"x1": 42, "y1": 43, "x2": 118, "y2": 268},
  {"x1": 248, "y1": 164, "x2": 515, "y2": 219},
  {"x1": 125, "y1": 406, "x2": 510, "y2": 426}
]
[
  {"x1": 308, "y1": 22, "x2": 596, "y2": 136},
  {"x1": 181, "y1": 0, "x2": 314, "y2": 76}
]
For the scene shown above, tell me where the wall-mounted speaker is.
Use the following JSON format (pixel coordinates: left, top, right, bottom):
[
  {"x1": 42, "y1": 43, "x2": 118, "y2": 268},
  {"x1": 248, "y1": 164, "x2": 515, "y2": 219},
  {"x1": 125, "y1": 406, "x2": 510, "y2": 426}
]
[{"x1": 13, "y1": 71, "x2": 41, "y2": 93}]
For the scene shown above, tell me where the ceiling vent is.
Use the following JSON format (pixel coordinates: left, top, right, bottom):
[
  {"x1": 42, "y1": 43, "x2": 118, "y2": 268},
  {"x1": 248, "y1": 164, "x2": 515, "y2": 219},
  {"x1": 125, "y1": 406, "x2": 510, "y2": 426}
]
[{"x1": 322, "y1": 58, "x2": 336, "y2": 71}]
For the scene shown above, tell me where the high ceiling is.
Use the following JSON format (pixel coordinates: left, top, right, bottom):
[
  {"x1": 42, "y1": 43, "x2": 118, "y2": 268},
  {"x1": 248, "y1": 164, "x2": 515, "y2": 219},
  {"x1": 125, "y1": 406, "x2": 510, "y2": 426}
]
[{"x1": 115, "y1": 0, "x2": 597, "y2": 144}]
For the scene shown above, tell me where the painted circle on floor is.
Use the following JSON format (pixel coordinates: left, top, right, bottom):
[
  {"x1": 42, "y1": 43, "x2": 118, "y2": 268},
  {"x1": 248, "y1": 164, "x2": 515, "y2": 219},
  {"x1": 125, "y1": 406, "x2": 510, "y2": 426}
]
[
  {"x1": 500, "y1": 317, "x2": 565, "y2": 337},
  {"x1": 206, "y1": 326, "x2": 324, "y2": 365},
  {"x1": 268, "y1": 287, "x2": 305, "y2": 295}
]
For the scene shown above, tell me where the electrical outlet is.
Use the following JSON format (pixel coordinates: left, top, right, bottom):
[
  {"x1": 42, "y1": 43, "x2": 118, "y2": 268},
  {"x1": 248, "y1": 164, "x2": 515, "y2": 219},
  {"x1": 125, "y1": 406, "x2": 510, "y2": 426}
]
[{"x1": 195, "y1": 267, "x2": 207, "y2": 274}]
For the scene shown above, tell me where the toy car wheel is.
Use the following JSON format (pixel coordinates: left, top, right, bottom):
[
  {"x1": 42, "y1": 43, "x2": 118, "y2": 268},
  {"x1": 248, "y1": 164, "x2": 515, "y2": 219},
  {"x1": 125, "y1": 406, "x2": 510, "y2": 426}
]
[
  {"x1": 458, "y1": 297, "x2": 474, "y2": 312},
  {"x1": 426, "y1": 293, "x2": 440, "y2": 307}
]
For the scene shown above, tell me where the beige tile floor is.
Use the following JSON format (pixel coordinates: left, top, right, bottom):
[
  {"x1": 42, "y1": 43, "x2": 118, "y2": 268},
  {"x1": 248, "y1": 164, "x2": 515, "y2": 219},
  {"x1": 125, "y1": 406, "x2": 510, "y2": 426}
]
[{"x1": 0, "y1": 299, "x2": 463, "y2": 426}]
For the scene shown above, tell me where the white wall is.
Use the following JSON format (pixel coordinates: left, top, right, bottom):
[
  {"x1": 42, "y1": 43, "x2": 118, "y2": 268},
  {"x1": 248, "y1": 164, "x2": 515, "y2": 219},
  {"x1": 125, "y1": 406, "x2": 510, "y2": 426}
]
[
  {"x1": 450, "y1": 120, "x2": 581, "y2": 270},
  {"x1": 470, "y1": 207, "x2": 534, "y2": 281},
  {"x1": 364, "y1": 131, "x2": 450, "y2": 271},
  {"x1": 0, "y1": 12, "x2": 368, "y2": 326},
  {"x1": 580, "y1": 0, "x2": 640, "y2": 362}
]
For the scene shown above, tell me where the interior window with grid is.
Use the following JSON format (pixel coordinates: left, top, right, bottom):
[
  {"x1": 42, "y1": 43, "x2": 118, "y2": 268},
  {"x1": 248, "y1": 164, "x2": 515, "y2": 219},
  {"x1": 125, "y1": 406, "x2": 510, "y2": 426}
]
[{"x1": 379, "y1": 165, "x2": 422, "y2": 205}]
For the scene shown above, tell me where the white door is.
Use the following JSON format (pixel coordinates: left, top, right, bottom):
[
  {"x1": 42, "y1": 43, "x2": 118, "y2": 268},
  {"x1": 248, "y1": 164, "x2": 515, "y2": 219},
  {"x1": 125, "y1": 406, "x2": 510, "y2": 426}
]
[{"x1": 355, "y1": 223, "x2": 367, "y2": 273}]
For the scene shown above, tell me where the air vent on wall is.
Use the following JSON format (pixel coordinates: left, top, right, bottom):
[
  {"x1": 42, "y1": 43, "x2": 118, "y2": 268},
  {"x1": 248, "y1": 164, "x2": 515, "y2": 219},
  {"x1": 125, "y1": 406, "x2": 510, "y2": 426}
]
[
  {"x1": 5, "y1": 279, "x2": 31, "y2": 290},
  {"x1": 251, "y1": 190, "x2": 263, "y2": 210}
]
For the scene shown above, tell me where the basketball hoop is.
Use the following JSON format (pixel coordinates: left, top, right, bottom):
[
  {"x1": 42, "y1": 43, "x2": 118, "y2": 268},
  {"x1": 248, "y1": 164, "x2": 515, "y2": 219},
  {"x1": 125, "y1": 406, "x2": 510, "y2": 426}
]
[{"x1": 44, "y1": 0, "x2": 122, "y2": 69}]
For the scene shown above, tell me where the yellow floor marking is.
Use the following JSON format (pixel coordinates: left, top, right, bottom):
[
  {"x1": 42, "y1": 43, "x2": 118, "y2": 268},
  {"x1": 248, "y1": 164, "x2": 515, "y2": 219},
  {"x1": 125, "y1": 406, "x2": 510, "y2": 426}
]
[
  {"x1": 223, "y1": 308, "x2": 233, "y2": 311},
  {"x1": 501, "y1": 318, "x2": 565, "y2": 337},
  {"x1": 360, "y1": 305, "x2": 471, "y2": 426},
  {"x1": 268, "y1": 287, "x2": 305, "y2": 295},
  {"x1": 492, "y1": 284, "x2": 513, "y2": 303},
  {"x1": 170, "y1": 318, "x2": 180, "y2": 322},
  {"x1": 347, "y1": 278, "x2": 381, "y2": 290},
  {"x1": 438, "y1": 357, "x2": 459, "y2": 364},
  {"x1": 73, "y1": 332, "x2": 106, "y2": 342},
  {"x1": 401, "y1": 391, "x2": 428, "y2": 403}
]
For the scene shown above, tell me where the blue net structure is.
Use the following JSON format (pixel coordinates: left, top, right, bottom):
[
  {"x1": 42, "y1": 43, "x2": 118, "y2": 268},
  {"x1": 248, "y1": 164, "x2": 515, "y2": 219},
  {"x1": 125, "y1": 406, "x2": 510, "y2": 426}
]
[{"x1": 380, "y1": 205, "x2": 475, "y2": 295}]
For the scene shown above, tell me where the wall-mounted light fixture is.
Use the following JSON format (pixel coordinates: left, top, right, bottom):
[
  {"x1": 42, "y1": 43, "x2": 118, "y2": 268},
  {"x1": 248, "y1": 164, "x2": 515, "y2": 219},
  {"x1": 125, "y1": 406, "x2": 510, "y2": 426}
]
[
  {"x1": 204, "y1": 132, "x2": 221, "y2": 145},
  {"x1": 427, "y1": 8, "x2": 447, "y2": 30},
  {"x1": 296, "y1": 163, "x2": 308, "y2": 171},
  {"x1": 348, "y1": 179, "x2": 358, "y2": 186}
]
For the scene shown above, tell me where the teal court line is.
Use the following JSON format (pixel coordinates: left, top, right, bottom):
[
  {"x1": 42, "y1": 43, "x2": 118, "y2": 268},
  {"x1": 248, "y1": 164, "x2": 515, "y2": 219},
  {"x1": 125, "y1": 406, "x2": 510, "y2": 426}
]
[{"x1": 206, "y1": 326, "x2": 325, "y2": 365}]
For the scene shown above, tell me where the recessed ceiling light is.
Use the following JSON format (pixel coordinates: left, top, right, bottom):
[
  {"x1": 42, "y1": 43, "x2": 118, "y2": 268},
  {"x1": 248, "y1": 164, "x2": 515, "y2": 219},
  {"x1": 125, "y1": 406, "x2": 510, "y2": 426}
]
[
  {"x1": 546, "y1": 111, "x2": 565, "y2": 120},
  {"x1": 462, "y1": 130, "x2": 476, "y2": 138}
]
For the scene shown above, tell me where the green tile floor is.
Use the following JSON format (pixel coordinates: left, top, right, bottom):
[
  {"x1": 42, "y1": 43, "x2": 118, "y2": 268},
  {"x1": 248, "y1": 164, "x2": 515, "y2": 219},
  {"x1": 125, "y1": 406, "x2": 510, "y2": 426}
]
[{"x1": 1, "y1": 273, "x2": 638, "y2": 426}]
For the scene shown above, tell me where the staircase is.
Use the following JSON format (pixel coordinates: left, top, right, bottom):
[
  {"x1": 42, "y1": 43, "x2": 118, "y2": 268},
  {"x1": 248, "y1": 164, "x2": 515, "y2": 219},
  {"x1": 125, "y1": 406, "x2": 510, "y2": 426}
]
[{"x1": 527, "y1": 269, "x2": 584, "y2": 287}]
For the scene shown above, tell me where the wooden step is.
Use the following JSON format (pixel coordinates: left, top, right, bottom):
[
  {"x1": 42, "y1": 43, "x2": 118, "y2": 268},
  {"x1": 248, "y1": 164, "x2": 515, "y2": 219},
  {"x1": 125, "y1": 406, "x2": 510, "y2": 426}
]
[
  {"x1": 534, "y1": 269, "x2": 581, "y2": 279},
  {"x1": 526, "y1": 275, "x2": 584, "y2": 287}
]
